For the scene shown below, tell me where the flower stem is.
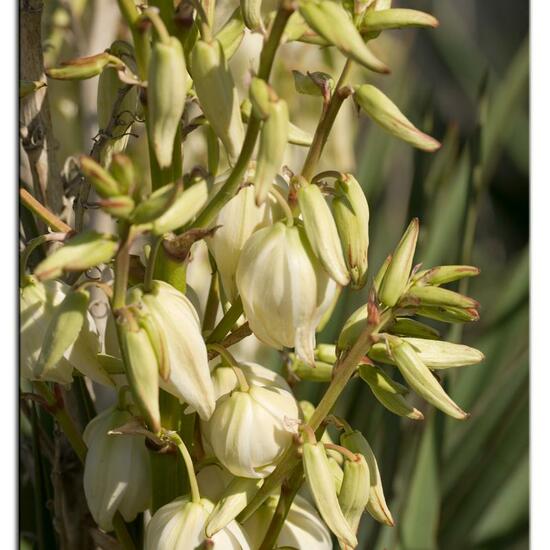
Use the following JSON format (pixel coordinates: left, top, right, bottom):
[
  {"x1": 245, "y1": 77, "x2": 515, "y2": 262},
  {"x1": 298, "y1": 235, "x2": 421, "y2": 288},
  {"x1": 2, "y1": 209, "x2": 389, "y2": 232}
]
[
  {"x1": 269, "y1": 186, "x2": 294, "y2": 226},
  {"x1": 144, "y1": 235, "x2": 161, "y2": 292},
  {"x1": 168, "y1": 432, "x2": 201, "y2": 503},
  {"x1": 300, "y1": 59, "x2": 354, "y2": 181},
  {"x1": 206, "y1": 297, "x2": 244, "y2": 343},
  {"x1": 19, "y1": 188, "x2": 72, "y2": 233},
  {"x1": 20, "y1": 232, "x2": 68, "y2": 283},
  {"x1": 112, "y1": 514, "x2": 137, "y2": 550}
]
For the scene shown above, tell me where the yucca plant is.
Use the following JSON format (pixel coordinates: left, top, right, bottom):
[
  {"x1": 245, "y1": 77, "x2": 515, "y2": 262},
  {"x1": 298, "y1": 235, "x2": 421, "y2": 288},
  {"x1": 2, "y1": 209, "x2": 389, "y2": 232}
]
[{"x1": 19, "y1": 0, "x2": 528, "y2": 549}]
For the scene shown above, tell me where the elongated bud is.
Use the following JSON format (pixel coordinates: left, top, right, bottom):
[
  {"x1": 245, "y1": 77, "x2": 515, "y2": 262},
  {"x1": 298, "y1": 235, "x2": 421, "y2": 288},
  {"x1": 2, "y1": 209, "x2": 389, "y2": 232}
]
[
  {"x1": 333, "y1": 174, "x2": 370, "y2": 289},
  {"x1": 20, "y1": 79, "x2": 46, "y2": 98},
  {"x1": 370, "y1": 337, "x2": 484, "y2": 369},
  {"x1": 292, "y1": 70, "x2": 334, "y2": 97},
  {"x1": 361, "y1": 8, "x2": 438, "y2": 33},
  {"x1": 249, "y1": 77, "x2": 275, "y2": 120},
  {"x1": 354, "y1": 85, "x2": 440, "y2": 151},
  {"x1": 337, "y1": 304, "x2": 368, "y2": 353},
  {"x1": 388, "y1": 317, "x2": 440, "y2": 339},
  {"x1": 152, "y1": 178, "x2": 208, "y2": 235},
  {"x1": 34, "y1": 231, "x2": 118, "y2": 281},
  {"x1": 338, "y1": 454, "x2": 371, "y2": 542},
  {"x1": 80, "y1": 155, "x2": 124, "y2": 198},
  {"x1": 241, "y1": 0, "x2": 263, "y2": 31},
  {"x1": 288, "y1": 353, "x2": 334, "y2": 382},
  {"x1": 415, "y1": 265, "x2": 480, "y2": 286},
  {"x1": 216, "y1": 7, "x2": 246, "y2": 60},
  {"x1": 402, "y1": 285, "x2": 479, "y2": 310},
  {"x1": 298, "y1": 184, "x2": 349, "y2": 285},
  {"x1": 302, "y1": 441, "x2": 358, "y2": 547},
  {"x1": 46, "y1": 52, "x2": 124, "y2": 80},
  {"x1": 206, "y1": 477, "x2": 263, "y2": 536},
  {"x1": 378, "y1": 218, "x2": 419, "y2": 307},
  {"x1": 36, "y1": 289, "x2": 90, "y2": 378},
  {"x1": 316, "y1": 343, "x2": 337, "y2": 364},
  {"x1": 191, "y1": 39, "x2": 244, "y2": 160},
  {"x1": 109, "y1": 154, "x2": 135, "y2": 196},
  {"x1": 387, "y1": 336, "x2": 468, "y2": 419},
  {"x1": 116, "y1": 309, "x2": 161, "y2": 433},
  {"x1": 148, "y1": 37, "x2": 188, "y2": 168},
  {"x1": 254, "y1": 98, "x2": 289, "y2": 205},
  {"x1": 137, "y1": 309, "x2": 170, "y2": 381},
  {"x1": 299, "y1": 0, "x2": 389, "y2": 73},
  {"x1": 99, "y1": 195, "x2": 135, "y2": 219},
  {"x1": 416, "y1": 306, "x2": 480, "y2": 323},
  {"x1": 359, "y1": 363, "x2": 423, "y2": 420},
  {"x1": 131, "y1": 183, "x2": 181, "y2": 224},
  {"x1": 373, "y1": 254, "x2": 391, "y2": 294},
  {"x1": 340, "y1": 430, "x2": 394, "y2": 526}
]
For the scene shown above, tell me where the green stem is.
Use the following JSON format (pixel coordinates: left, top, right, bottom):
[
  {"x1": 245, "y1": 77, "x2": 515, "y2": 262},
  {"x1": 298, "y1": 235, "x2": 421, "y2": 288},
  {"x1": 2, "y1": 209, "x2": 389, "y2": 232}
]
[
  {"x1": 112, "y1": 224, "x2": 137, "y2": 310},
  {"x1": 205, "y1": 297, "x2": 243, "y2": 343},
  {"x1": 300, "y1": 59, "x2": 354, "y2": 181},
  {"x1": 20, "y1": 232, "x2": 67, "y2": 283},
  {"x1": 144, "y1": 236, "x2": 162, "y2": 292},
  {"x1": 112, "y1": 514, "x2": 137, "y2": 550},
  {"x1": 191, "y1": 4, "x2": 293, "y2": 228},
  {"x1": 202, "y1": 270, "x2": 220, "y2": 332},
  {"x1": 168, "y1": 432, "x2": 201, "y2": 503},
  {"x1": 116, "y1": 0, "x2": 150, "y2": 80},
  {"x1": 19, "y1": 188, "x2": 72, "y2": 233},
  {"x1": 142, "y1": 8, "x2": 171, "y2": 44}
]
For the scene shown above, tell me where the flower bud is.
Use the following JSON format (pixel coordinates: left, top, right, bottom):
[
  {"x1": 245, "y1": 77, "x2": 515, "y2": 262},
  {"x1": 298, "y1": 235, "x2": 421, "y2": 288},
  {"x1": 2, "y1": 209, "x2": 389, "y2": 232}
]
[
  {"x1": 33, "y1": 231, "x2": 118, "y2": 281},
  {"x1": 361, "y1": 8, "x2": 438, "y2": 32},
  {"x1": 236, "y1": 222, "x2": 338, "y2": 365},
  {"x1": 378, "y1": 218, "x2": 419, "y2": 307},
  {"x1": 302, "y1": 441, "x2": 357, "y2": 547},
  {"x1": 298, "y1": 184, "x2": 350, "y2": 286},
  {"x1": 358, "y1": 363, "x2": 423, "y2": 420},
  {"x1": 288, "y1": 353, "x2": 333, "y2": 382},
  {"x1": 145, "y1": 497, "x2": 251, "y2": 550},
  {"x1": 387, "y1": 336, "x2": 468, "y2": 419},
  {"x1": 46, "y1": 51, "x2": 124, "y2": 80},
  {"x1": 191, "y1": 39, "x2": 244, "y2": 160},
  {"x1": 131, "y1": 182, "x2": 181, "y2": 224},
  {"x1": 242, "y1": 493, "x2": 332, "y2": 549},
  {"x1": 79, "y1": 155, "x2": 123, "y2": 198},
  {"x1": 208, "y1": 183, "x2": 273, "y2": 303},
  {"x1": 298, "y1": 0, "x2": 389, "y2": 73},
  {"x1": 253, "y1": 96, "x2": 289, "y2": 205},
  {"x1": 354, "y1": 85, "x2": 441, "y2": 151},
  {"x1": 241, "y1": 0, "x2": 263, "y2": 31},
  {"x1": 201, "y1": 362, "x2": 300, "y2": 478},
  {"x1": 98, "y1": 195, "x2": 135, "y2": 220},
  {"x1": 20, "y1": 279, "x2": 110, "y2": 385},
  {"x1": 402, "y1": 285, "x2": 479, "y2": 310},
  {"x1": 83, "y1": 406, "x2": 151, "y2": 531},
  {"x1": 141, "y1": 281, "x2": 216, "y2": 420},
  {"x1": 340, "y1": 430, "x2": 394, "y2": 526},
  {"x1": 333, "y1": 174, "x2": 370, "y2": 289},
  {"x1": 148, "y1": 37, "x2": 188, "y2": 168},
  {"x1": 414, "y1": 265, "x2": 480, "y2": 286},
  {"x1": 216, "y1": 7, "x2": 246, "y2": 60},
  {"x1": 373, "y1": 254, "x2": 391, "y2": 294},
  {"x1": 415, "y1": 306, "x2": 480, "y2": 323},
  {"x1": 337, "y1": 304, "x2": 368, "y2": 354},
  {"x1": 387, "y1": 317, "x2": 440, "y2": 340},
  {"x1": 109, "y1": 153, "x2": 136, "y2": 196},
  {"x1": 249, "y1": 77, "x2": 274, "y2": 120},
  {"x1": 338, "y1": 454, "x2": 371, "y2": 543},
  {"x1": 151, "y1": 177, "x2": 209, "y2": 235}
]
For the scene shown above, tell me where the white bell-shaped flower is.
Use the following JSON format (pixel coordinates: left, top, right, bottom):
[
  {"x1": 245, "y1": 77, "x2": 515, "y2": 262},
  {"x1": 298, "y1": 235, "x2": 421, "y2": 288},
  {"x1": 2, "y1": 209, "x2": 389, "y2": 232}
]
[
  {"x1": 242, "y1": 493, "x2": 332, "y2": 549},
  {"x1": 83, "y1": 406, "x2": 151, "y2": 531},
  {"x1": 144, "y1": 497, "x2": 251, "y2": 550},
  {"x1": 201, "y1": 362, "x2": 300, "y2": 478},
  {"x1": 208, "y1": 184, "x2": 272, "y2": 303},
  {"x1": 236, "y1": 222, "x2": 338, "y2": 364},
  {"x1": 20, "y1": 278, "x2": 111, "y2": 385}
]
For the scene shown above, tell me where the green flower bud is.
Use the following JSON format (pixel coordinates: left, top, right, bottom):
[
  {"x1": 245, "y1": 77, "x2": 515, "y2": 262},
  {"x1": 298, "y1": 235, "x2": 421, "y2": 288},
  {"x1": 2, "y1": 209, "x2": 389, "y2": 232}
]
[
  {"x1": 288, "y1": 354, "x2": 334, "y2": 382},
  {"x1": 354, "y1": 84, "x2": 441, "y2": 151},
  {"x1": 333, "y1": 174, "x2": 370, "y2": 289},
  {"x1": 236, "y1": 222, "x2": 338, "y2": 365},
  {"x1": 338, "y1": 454, "x2": 371, "y2": 542},
  {"x1": 208, "y1": 183, "x2": 273, "y2": 303},
  {"x1": 46, "y1": 51, "x2": 124, "y2": 80},
  {"x1": 302, "y1": 441, "x2": 357, "y2": 547},
  {"x1": 299, "y1": 0, "x2": 389, "y2": 73},
  {"x1": 316, "y1": 343, "x2": 337, "y2": 364},
  {"x1": 414, "y1": 265, "x2": 480, "y2": 286},
  {"x1": 80, "y1": 155, "x2": 125, "y2": 198},
  {"x1": 298, "y1": 184, "x2": 350, "y2": 286},
  {"x1": 361, "y1": 8, "x2": 438, "y2": 32},
  {"x1": 254, "y1": 97, "x2": 289, "y2": 205},
  {"x1": 387, "y1": 336, "x2": 468, "y2": 419},
  {"x1": 415, "y1": 306, "x2": 480, "y2": 323},
  {"x1": 242, "y1": 493, "x2": 332, "y2": 549},
  {"x1": 98, "y1": 195, "x2": 135, "y2": 219},
  {"x1": 387, "y1": 317, "x2": 440, "y2": 340},
  {"x1": 241, "y1": 0, "x2": 263, "y2": 31},
  {"x1": 216, "y1": 7, "x2": 246, "y2": 60},
  {"x1": 358, "y1": 363, "x2": 423, "y2": 420},
  {"x1": 373, "y1": 254, "x2": 391, "y2": 294},
  {"x1": 83, "y1": 406, "x2": 151, "y2": 531},
  {"x1": 20, "y1": 279, "x2": 110, "y2": 385},
  {"x1": 109, "y1": 153, "x2": 136, "y2": 196},
  {"x1": 378, "y1": 218, "x2": 419, "y2": 307},
  {"x1": 148, "y1": 37, "x2": 188, "y2": 168},
  {"x1": 249, "y1": 77, "x2": 274, "y2": 120},
  {"x1": 145, "y1": 497, "x2": 251, "y2": 549},
  {"x1": 191, "y1": 39, "x2": 244, "y2": 160},
  {"x1": 201, "y1": 362, "x2": 300, "y2": 478},
  {"x1": 340, "y1": 430, "x2": 394, "y2": 526},
  {"x1": 33, "y1": 231, "x2": 118, "y2": 281},
  {"x1": 20, "y1": 79, "x2": 46, "y2": 98},
  {"x1": 337, "y1": 304, "x2": 368, "y2": 354},
  {"x1": 402, "y1": 285, "x2": 479, "y2": 310},
  {"x1": 151, "y1": 178, "x2": 209, "y2": 235},
  {"x1": 131, "y1": 183, "x2": 181, "y2": 224},
  {"x1": 206, "y1": 477, "x2": 263, "y2": 537}
]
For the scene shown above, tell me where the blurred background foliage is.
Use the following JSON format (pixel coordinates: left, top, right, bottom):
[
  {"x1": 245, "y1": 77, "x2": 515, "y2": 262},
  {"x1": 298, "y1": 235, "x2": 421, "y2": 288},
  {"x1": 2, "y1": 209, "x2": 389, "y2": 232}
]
[{"x1": 20, "y1": 0, "x2": 529, "y2": 548}]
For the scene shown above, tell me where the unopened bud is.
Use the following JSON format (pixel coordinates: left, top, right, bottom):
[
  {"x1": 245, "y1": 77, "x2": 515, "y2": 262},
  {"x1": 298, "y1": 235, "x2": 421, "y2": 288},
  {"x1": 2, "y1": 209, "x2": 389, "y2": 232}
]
[
  {"x1": 131, "y1": 183, "x2": 181, "y2": 224},
  {"x1": 402, "y1": 285, "x2": 479, "y2": 310},
  {"x1": 354, "y1": 84, "x2": 440, "y2": 151},
  {"x1": 99, "y1": 195, "x2": 135, "y2": 219},
  {"x1": 46, "y1": 52, "x2": 124, "y2": 80},
  {"x1": 216, "y1": 7, "x2": 246, "y2": 60},
  {"x1": 80, "y1": 155, "x2": 124, "y2": 198},
  {"x1": 288, "y1": 353, "x2": 334, "y2": 382},
  {"x1": 388, "y1": 317, "x2": 440, "y2": 339},
  {"x1": 249, "y1": 77, "x2": 275, "y2": 120},
  {"x1": 415, "y1": 265, "x2": 480, "y2": 286},
  {"x1": 416, "y1": 306, "x2": 480, "y2": 323},
  {"x1": 361, "y1": 8, "x2": 438, "y2": 33},
  {"x1": 109, "y1": 153, "x2": 136, "y2": 196},
  {"x1": 337, "y1": 304, "x2": 368, "y2": 354},
  {"x1": 241, "y1": 0, "x2": 263, "y2": 31}
]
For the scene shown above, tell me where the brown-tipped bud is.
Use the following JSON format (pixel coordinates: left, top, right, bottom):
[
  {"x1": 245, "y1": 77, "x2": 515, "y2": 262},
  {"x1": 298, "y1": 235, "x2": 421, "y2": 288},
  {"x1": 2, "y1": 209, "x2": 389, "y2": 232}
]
[
  {"x1": 361, "y1": 8, "x2": 438, "y2": 33},
  {"x1": 354, "y1": 84, "x2": 441, "y2": 152},
  {"x1": 80, "y1": 155, "x2": 124, "y2": 198},
  {"x1": 46, "y1": 52, "x2": 123, "y2": 80},
  {"x1": 98, "y1": 196, "x2": 135, "y2": 220},
  {"x1": 299, "y1": 0, "x2": 389, "y2": 73},
  {"x1": 379, "y1": 218, "x2": 419, "y2": 307},
  {"x1": 109, "y1": 154, "x2": 136, "y2": 197},
  {"x1": 402, "y1": 285, "x2": 479, "y2": 310},
  {"x1": 373, "y1": 254, "x2": 391, "y2": 294},
  {"x1": 388, "y1": 317, "x2": 440, "y2": 340},
  {"x1": 415, "y1": 306, "x2": 480, "y2": 323},
  {"x1": 415, "y1": 265, "x2": 480, "y2": 286}
]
